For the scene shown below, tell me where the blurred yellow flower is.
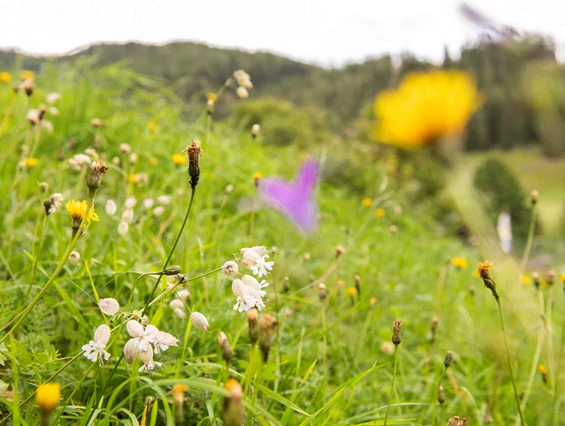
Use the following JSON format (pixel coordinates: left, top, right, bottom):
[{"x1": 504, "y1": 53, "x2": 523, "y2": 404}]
[
  {"x1": 172, "y1": 153, "x2": 187, "y2": 165},
  {"x1": 149, "y1": 156, "x2": 159, "y2": 166},
  {"x1": 252, "y1": 172, "x2": 262, "y2": 180},
  {"x1": 66, "y1": 200, "x2": 99, "y2": 227},
  {"x1": 336, "y1": 279, "x2": 345, "y2": 288},
  {"x1": 21, "y1": 70, "x2": 35, "y2": 80},
  {"x1": 0, "y1": 72, "x2": 11, "y2": 83},
  {"x1": 347, "y1": 287, "x2": 357, "y2": 296},
  {"x1": 375, "y1": 208, "x2": 386, "y2": 218},
  {"x1": 373, "y1": 70, "x2": 482, "y2": 149},
  {"x1": 207, "y1": 92, "x2": 217, "y2": 101},
  {"x1": 560, "y1": 273, "x2": 565, "y2": 283},
  {"x1": 129, "y1": 174, "x2": 139, "y2": 184},
  {"x1": 36, "y1": 383, "x2": 60, "y2": 414},
  {"x1": 539, "y1": 364, "x2": 547, "y2": 374},
  {"x1": 24, "y1": 157, "x2": 39, "y2": 168},
  {"x1": 451, "y1": 257, "x2": 468, "y2": 269},
  {"x1": 521, "y1": 275, "x2": 532, "y2": 285},
  {"x1": 362, "y1": 198, "x2": 373, "y2": 207},
  {"x1": 146, "y1": 121, "x2": 158, "y2": 132}
]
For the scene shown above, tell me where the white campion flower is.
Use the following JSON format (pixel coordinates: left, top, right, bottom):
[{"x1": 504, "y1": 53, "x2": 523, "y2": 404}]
[
  {"x1": 241, "y1": 275, "x2": 269, "y2": 297},
  {"x1": 157, "y1": 195, "x2": 171, "y2": 205},
  {"x1": 232, "y1": 279, "x2": 256, "y2": 312},
  {"x1": 45, "y1": 92, "x2": 61, "y2": 104},
  {"x1": 122, "y1": 208, "x2": 134, "y2": 223},
  {"x1": 118, "y1": 221, "x2": 129, "y2": 236},
  {"x1": 125, "y1": 197, "x2": 137, "y2": 209},
  {"x1": 41, "y1": 120, "x2": 54, "y2": 133},
  {"x1": 138, "y1": 348, "x2": 161, "y2": 372},
  {"x1": 221, "y1": 261, "x2": 239, "y2": 278},
  {"x1": 143, "y1": 198, "x2": 154, "y2": 209},
  {"x1": 173, "y1": 307, "x2": 186, "y2": 319},
  {"x1": 251, "y1": 124, "x2": 261, "y2": 137},
  {"x1": 47, "y1": 106, "x2": 59, "y2": 116},
  {"x1": 176, "y1": 289, "x2": 191, "y2": 301},
  {"x1": 105, "y1": 199, "x2": 117, "y2": 216},
  {"x1": 153, "y1": 206, "x2": 165, "y2": 217},
  {"x1": 236, "y1": 86, "x2": 249, "y2": 99},
  {"x1": 144, "y1": 325, "x2": 179, "y2": 354},
  {"x1": 190, "y1": 312, "x2": 210, "y2": 331},
  {"x1": 82, "y1": 324, "x2": 111, "y2": 363},
  {"x1": 99, "y1": 298, "x2": 120, "y2": 315},
  {"x1": 68, "y1": 154, "x2": 91, "y2": 171},
  {"x1": 240, "y1": 247, "x2": 273, "y2": 278},
  {"x1": 169, "y1": 298, "x2": 184, "y2": 310},
  {"x1": 84, "y1": 148, "x2": 100, "y2": 160}
]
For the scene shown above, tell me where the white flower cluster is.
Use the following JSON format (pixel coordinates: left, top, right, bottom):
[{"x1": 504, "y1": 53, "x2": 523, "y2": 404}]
[
  {"x1": 221, "y1": 246, "x2": 274, "y2": 313},
  {"x1": 82, "y1": 324, "x2": 111, "y2": 363},
  {"x1": 123, "y1": 320, "x2": 179, "y2": 372}
]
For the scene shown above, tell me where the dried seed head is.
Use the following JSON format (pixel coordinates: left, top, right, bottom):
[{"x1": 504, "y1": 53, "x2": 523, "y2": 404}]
[
  {"x1": 335, "y1": 245, "x2": 346, "y2": 258},
  {"x1": 283, "y1": 276, "x2": 290, "y2": 293},
  {"x1": 222, "y1": 261, "x2": 239, "y2": 277},
  {"x1": 44, "y1": 193, "x2": 64, "y2": 215},
  {"x1": 444, "y1": 351, "x2": 453, "y2": 368},
  {"x1": 392, "y1": 320, "x2": 402, "y2": 346},
  {"x1": 251, "y1": 123, "x2": 260, "y2": 137},
  {"x1": 225, "y1": 184, "x2": 234, "y2": 194},
  {"x1": 86, "y1": 161, "x2": 108, "y2": 194},
  {"x1": 186, "y1": 140, "x2": 202, "y2": 188},
  {"x1": 354, "y1": 275, "x2": 361, "y2": 296},
  {"x1": 22, "y1": 78, "x2": 34, "y2": 96},
  {"x1": 218, "y1": 331, "x2": 234, "y2": 363},
  {"x1": 430, "y1": 317, "x2": 440, "y2": 343},
  {"x1": 547, "y1": 270, "x2": 555, "y2": 286},
  {"x1": 530, "y1": 190, "x2": 539, "y2": 205},
  {"x1": 69, "y1": 250, "x2": 81, "y2": 264},
  {"x1": 533, "y1": 271, "x2": 541, "y2": 289},
  {"x1": 91, "y1": 118, "x2": 102, "y2": 128},
  {"x1": 318, "y1": 283, "x2": 327, "y2": 301},
  {"x1": 259, "y1": 314, "x2": 278, "y2": 362}
]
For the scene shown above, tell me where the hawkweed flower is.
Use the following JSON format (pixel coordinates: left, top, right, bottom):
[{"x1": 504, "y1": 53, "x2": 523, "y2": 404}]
[
  {"x1": 521, "y1": 275, "x2": 532, "y2": 285},
  {"x1": 259, "y1": 314, "x2": 278, "y2": 363},
  {"x1": 66, "y1": 200, "x2": 99, "y2": 235},
  {"x1": 362, "y1": 197, "x2": 373, "y2": 207},
  {"x1": 247, "y1": 309, "x2": 259, "y2": 345},
  {"x1": 0, "y1": 72, "x2": 11, "y2": 83},
  {"x1": 172, "y1": 384, "x2": 187, "y2": 420},
  {"x1": 82, "y1": 324, "x2": 111, "y2": 363},
  {"x1": 222, "y1": 261, "x2": 239, "y2": 277},
  {"x1": 99, "y1": 298, "x2": 120, "y2": 316},
  {"x1": 222, "y1": 379, "x2": 244, "y2": 426},
  {"x1": 392, "y1": 320, "x2": 403, "y2": 346},
  {"x1": 477, "y1": 261, "x2": 498, "y2": 300},
  {"x1": 44, "y1": 193, "x2": 64, "y2": 215},
  {"x1": 375, "y1": 208, "x2": 386, "y2": 218},
  {"x1": 240, "y1": 246, "x2": 273, "y2": 277},
  {"x1": 347, "y1": 287, "x2": 357, "y2": 304},
  {"x1": 218, "y1": 331, "x2": 234, "y2": 363},
  {"x1": 251, "y1": 123, "x2": 260, "y2": 138},
  {"x1": 187, "y1": 140, "x2": 201, "y2": 188},
  {"x1": 539, "y1": 363, "x2": 548, "y2": 384},
  {"x1": 118, "y1": 221, "x2": 129, "y2": 236},
  {"x1": 190, "y1": 312, "x2": 210, "y2": 331},
  {"x1": 373, "y1": 69, "x2": 482, "y2": 150},
  {"x1": 146, "y1": 121, "x2": 158, "y2": 132},
  {"x1": 172, "y1": 153, "x2": 187, "y2": 165},
  {"x1": 36, "y1": 383, "x2": 60, "y2": 418},
  {"x1": 451, "y1": 257, "x2": 468, "y2": 269},
  {"x1": 24, "y1": 157, "x2": 39, "y2": 168},
  {"x1": 105, "y1": 199, "x2": 117, "y2": 216}
]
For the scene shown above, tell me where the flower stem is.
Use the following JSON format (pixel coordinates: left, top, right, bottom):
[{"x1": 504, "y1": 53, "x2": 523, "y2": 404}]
[
  {"x1": 519, "y1": 203, "x2": 537, "y2": 277},
  {"x1": 142, "y1": 186, "x2": 196, "y2": 315},
  {"x1": 383, "y1": 345, "x2": 399, "y2": 426},
  {"x1": 496, "y1": 298, "x2": 526, "y2": 425},
  {"x1": 26, "y1": 213, "x2": 49, "y2": 297},
  {"x1": 431, "y1": 368, "x2": 446, "y2": 426},
  {"x1": 552, "y1": 300, "x2": 565, "y2": 425}
]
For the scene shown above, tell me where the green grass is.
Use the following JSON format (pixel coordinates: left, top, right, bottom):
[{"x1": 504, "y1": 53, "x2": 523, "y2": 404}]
[{"x1": 0, "y1": 63, "x2": 563, "y2": 426}]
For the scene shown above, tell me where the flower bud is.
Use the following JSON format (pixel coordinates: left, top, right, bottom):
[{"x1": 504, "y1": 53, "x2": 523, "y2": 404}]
[
  {"x1": 164, "y1": 265, "x2": 182, "y2": 276},
  {"x1": 94, "y1": 324, "x2": 111, "y2": 345},
  {"x1": 444, "y1": 351, "x2": 453, "y2": 368},
  {"x1": 22, "y1": 78, "x2": 34, "y2": 96},
  {"x1": 190, "y1": 312, "x2": 210, "y2": 331},
  {"x1": 318, "y1": 283, "x2": 327, "y2": 301},
  {"x1": 283, "y1": 276, "x2": 290, "y2": 293},
  {"x1": 247, "y1": 309, "x2": 259, "y2": 345},
  {"x1": 251, "y1": 123, "x2": 260, "y2": 137},
  {"x1": 99, "y1": 298, "x2": 120, "y2": 316},
  {"x1": 477, "y1": 261, "x2": 498, "y2": 300},
  {"x1": 438, "y1": 384, "x2": 446, "y2": 405},
  {"x1": 236, "y1": 86, "x2": 249, "y2": 99},
  {"x1": 86, "y1": 161, "x2": 108, "y2": 195},
  {"x1": 392, "y1": 320, "x2": 402, "y2": 346},
  {"x1": 259, "y1": 314, "x2": 278, "y2": 362},
  {"x1": 530, "y1": 190, "x2": 539, "y2": 205},
  {"x1": 218, "y1": 331, "x2": 234, "y2": 363},
  {"x1": 222, "y1": 379, "x2": 244, "y2": 426},
  {"x1": 69, "y1": 251, "x2": 81, "y2": 264},
  {"x1": 44, "y1": 193, "x2": 64, "y2": 215},
  {"x1": 105, "y1": 199, "x2": 117, "y2": 216},
  {"x1": 335, "y1": 245, "x2": 346, "y2": 258},
  {"x1": 354, "y1": 274, "x2": 361, "y2": 296},
  {"x1": 187, "y1": 141, "x2": 201, "y2": 189}
]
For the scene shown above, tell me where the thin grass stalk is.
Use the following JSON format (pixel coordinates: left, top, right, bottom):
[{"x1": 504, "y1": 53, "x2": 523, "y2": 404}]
[
  {"x1": 431, "y1": 368, "x2": 446, "y2": 426},
  {"x1": 552, "y1": 297, "x2": 565, "y2": 425},
  {"x1": 519, "y1": 203, "x2": 537, "y2": 277},
  {"x1": 321, "y1": 300, "x2": 327, "y2": 403},
  {"x1": 383, "y1": 345, "x2": 399, "y2": 426},
  {"x1": 546, "y1": 286, "x2": 555, "y2": 389},
  {"x1": 26, "y1": 213, "x2": 49, "y2": 297}
]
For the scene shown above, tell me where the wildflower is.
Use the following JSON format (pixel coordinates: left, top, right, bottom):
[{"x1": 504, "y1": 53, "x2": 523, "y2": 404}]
[
  {"x1": 222, "y1": 379, "x2": 244, "y2": 426},
  {"x1": 124, "y1": 197, "x2": 137, "y2": 209},
  {"x1": 225, "y1": 184, "x2": 234, "y2": 194},
  {"x1": 145, "y1": 325, "x2": 179, "y2": 354},
  {"x1": 118, "y1": 221, "x2": 129, "y2": 236},
  {"x1": 172, "y1": 384, "x2": 187, "y2": 419},
  {"x1": 373, "y1": 70, "x2": 482, "y2": 149},
  {"x1": 68, "y1": 153, "x2": 91, "y2": 171},
  {"x1": 69, "y1": 251, "x2": 81, "y2": 264},
  {"x1": 354, "y1": 274, "x2": 361, "y2": 295},
  {"x1": 389, "y1": 225, "x2": 399, "y2": 233},
  {"x1": 44, "y1": 193, "x2": 64, "y2": 215},
  {"x1": 241, "y1": 274, "x2": 269, "y2": 297},
  {"x1": 318, "y1": 283, "x2": 327, "y2": 301},
  {"x1": 370, "y1": 296, "x2": 377, "y2": 306},
  {"x1": 36, "y1": 383, "x2": 60, "y2": 415},
  {"x1": 173, "y1": 308, "x2": 186, "y2": 319},
  {"x1": 438, "y1": 384, "x2": 446, "y2": 405},
  {"x1": 533, "y1": 271, "x2": 541, "y2": 289},
  {"x1": 146, "y1": 121, "x2": 158, "y2": 132},
  {"x1": 177, "y1": 289, "x2": 191, "y2": 301},
  {"x1": 380, "y1": 341, "x2": 395, "y2": 356},
  {"x1": 21, "y1": 70, "x2": 35, "y2": 80},
  {"x1": 119, "y1": 143, "x2": 131, "y2": 153},
  {"x1": 169, "y1": 299, "x2": 184, "y2": 310},
  {"x1": 247, "y1": 309, "x2": 259, "y2": 344},
  {"x1": 82, "y1": 324, "x2": 111, "y2": 363},
  {"x1": 530, "y1": 190, "x2": 539, "y2": 205},
  {"x1": 207, "y1": 98, "x2": 215, "y2": 113},
  {"x1": 375, "y1": 208, "x2": 386, "y2": 218},
  {"x1": 24, "y1": 157, "x2": 39, "y2": 168},
  {"x1": 362, "y1": 198, "x2": 373, "y2": 207},
  {"x1": 99, "y1": 298, "x2": 120, "y2": 315},
  {"x1": 252, "y1": 172, "x2": 262, "y2": 188},
  {"x1": 236, "y1": 86, "x2": 249, "y2": 99},
  {"x1": 477, "y1": 260, "x2": 498, "y2": 300},
  {"x1": 259, "y1": 314, "x2": 278, "y2": 362},
  {"x1": 129, "y1": 153, "x2": 138, "y2": 165},
  {"x1": 46, "y1": 93, "x2": 61, "y2": 104},
  {"x1": 138, "y1": 347, "x2": 162, "y2": 372},
  {"x1": 86, "y1": 161, "x2": 108, "y2": 193},
  {"x1": 451, "y1": 257, "x2": 468, "y2": 269},
  {"x1": 560, "y1": 273, "x2": 565, "y2": 284},
  {"x1": 430, "y1": 317, "x2": 440, "y2": 343},
  {"x1": 335, "y1": 245, "x2": 346, "y2": 258},
  {"x1": 539, "y1": 364, "x2": 548, "y2": 383},
  {"x1": 22, "y1": 78, "x2": 34, "y2": 96},
  {"x1": 251, "y1": 123, "x2": 261, "y2": 137},
  {"x1": 444, "y1": 351, "x2": 453, "y2": 368},
  {"x1": 222, "y1": 261, "x2": 239, "y2": 277},
  {"x1": 240, "y1": 246, "x2": 273, "y2": 277},
  {"x1": 218, "y1": 331, "x2": 234, "y2": 363},
  {"x1": 153, "y1": 206, "x2": 165, "y2": 217},
  {"x1": 172, "y1": 153, "x2": 187, "y2": 165},
  {"x1": 232, "y1": 279, "x2": 256, "y2": 312},
  {"x1": 392, "y1": 320, "x2": 402, "y2": 346},
  {"x1": 497, "y1": 211, "x2": 512, "y2": 254},
  {"x1": 0, "y1": 72, "x2": 11, "y2": 83},
  {"x1": 283, "y1": 276, "x2": 290, "y2": 293},
  {"x1": 547, "y1": 270, "x2": 556, "y2": 286},
  {"x1": 157, "y1": 195, "x2": 171, "y2": 205},
  {"x1": 122, "y1": 208, "x2": 134, "y2": 223},
  {"x1": 521, "y1": 275, "x2": 532, "y2": 285},
  {"x1": 66, "y1": 200, "x2": 99, "y2": 233},
  {"x1": 187, "y1": 140, "x2": 201, "y2": 188},
  {"x1": 347, "y1": 287, "x2": 357, "y2": 298},
  {"x1": 91, "y1": 118, "x2": 102, "y2": 127},
  {"x1": 190, "y1": 312, "x2": 210, "y2": 331},
  {"x1": 143, "y1": 198, "x2": 154, "y2": 209},
  {"x1": 448, "y1": 416, "x2": 468, "y2": 426}
]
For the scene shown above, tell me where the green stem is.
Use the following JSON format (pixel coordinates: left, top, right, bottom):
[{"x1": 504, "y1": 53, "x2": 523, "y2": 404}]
[
  {"x1": 521, "y1": 290, "x2": 545, "y2": 412},
  {"x1": 552, "y1": 299, "x2": 565, "y2": 425},
  {"x1": 26, "y1": 213, "x2": 49, "y2": 297},
  {"x1": 431, "y1": 368, "x2": 446, "y2": 426},
  {"x1": 321, "y1": 301, "x2": 327, "y2": 403},
  {"x1": 383, "y1": 345, "x2": 399, "y2": 426},
  {"x1": 496, "y1": 299, "x2": 526, "y2": 425},
  {"x1": 1, "y1": 195, "x2": 96, "y2": 342},
  {"x1": 142, "y1": 186, "x2": 196, "y2": 315},
  {"x1": 519, "y1": 203, "x2": 537, "y2": 277}
]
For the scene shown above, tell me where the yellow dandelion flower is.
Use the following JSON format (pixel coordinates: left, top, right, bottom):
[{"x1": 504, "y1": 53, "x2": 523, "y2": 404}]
[
  {"x1": 539, "y1": 364, "x2": 547, "y2": 374},
  {"x1": 146, "y1": 121, "x2": 158, "y2": 132},
  {"x1": 362, "y1": 198, "x2": 373, "y2": 207},
  {"x1": 0, "y1": 72, "x2": 11, "y2": 83},
  {"x1": 24, "y1": 157, "x2": 39, "y2": 168},
  {"x1": 129, "y1": 174, "x2": 139, "y2": 184},
  {"x1": 370, "y1": 296, "x2": 377, "y2": 305},
  {"x1": 21, "y1": 70, "x2": 35, "y2": 80},
  {"x1": 149, "y1": 156, "x2": 159, "y2": 166},
  {"x1": 172, "y1": 153, "x2": 187, "y2": 165},
  {"x1": 66, "y1": 200, "x2": 99, "y2": 228},
  {"x1": 521, "y1": 275, "x2": 532, "y2": 285},
  {"x1": 560, "y1": 273, "x2": 565, "y2": 283},
  {"x1": 336, "y1": 279, "x2": 345, "y2": 288},
  {"x1": 252, "y1": 172, "x2": 262, "y2": 180},
  {"x1": 373, "y1": 70, "x2": 482, "y2": 149},
  {"x1": 36, "y1": 383, "x2": 60, "y2": 414},
  {"x1": 347, "y1": 287, "x2": 357, "y2": 296},
  {"x1": 451, "y1": 257, "x2": 468, "y2": 269},
  {"x1": 207, "y1": 92, "x2": 217, "y2": 101},
  {"x1": 375, "y1": 208, "x2": 386, "y2": 218}
]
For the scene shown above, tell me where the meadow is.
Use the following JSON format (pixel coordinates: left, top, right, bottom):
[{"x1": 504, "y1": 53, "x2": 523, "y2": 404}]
[{"x1": 0, "y1": 62, "x2": 563, "y2": 426}]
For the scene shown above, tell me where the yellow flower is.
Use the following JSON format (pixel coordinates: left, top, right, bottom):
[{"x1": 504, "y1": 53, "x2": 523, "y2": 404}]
[
  {"x1": 36, "y1": 383, "x2": 60, "y2": 414},
  {"x1": 373, "y1": 70, "x2": 482, "y2": 149},
  {"x1": 521, "y1": 275, "x2": 532, "y2": 285},
  {"x1": 477, "y1": 260, "x2": 492, "y2": 279},
  {"x1": 172, "y1": 153, "x2": 187, "y2": 165},
  {"x1": 560, "y1": 273, "x2": 565, "y2": 283},
  {"x1": 24, "y1": 157, "x2": 39, "y2": 168},
  {"x1": 347, "y1": 287, "x2": 357, "y2": 296},
  {"x1": 207, "y1": 92, "x2": 217, "y2": 101},
  {"x1": 375, "y1": 208, "x2": 386, "y2": 218},
  {"x1": 21, "y1": 70, "x2": 35, "y2": 80},
  {"x1": 129, "y1": 174, "x2": 139, "y2": 184},
  {"x1": 451, "y1": 257, "x2": 468, "y2": 269},
  {"x1": 149, "y1": 156, "x2": 159, "y2": 166},
  {"x1": 0, "y1": 72, "x2": 11, "y2": 83},
  {"x1": 146, "y1": 121, "x2": 158, "y2": 132},
  {"x1": 252, "y1": 172, "x2": 262, "y2": 180},
  {"x1": 65, "y1": 200, "x2": 99, "y2": 228},
  {"x1": 362, "y1": 198, "x2": 373, "y2": 207},
  {"x1": 539, "y1": 364, "x2": 547, "y2": 374}
]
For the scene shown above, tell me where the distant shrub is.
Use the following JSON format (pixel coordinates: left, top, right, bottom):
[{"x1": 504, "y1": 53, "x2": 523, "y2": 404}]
[{"x1": 473, "y1": 158, "x2": 533, "y2": 241}]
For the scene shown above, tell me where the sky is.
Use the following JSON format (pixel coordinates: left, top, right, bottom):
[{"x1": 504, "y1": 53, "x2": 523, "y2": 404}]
[{"x1": 1, "y1": 0, "x2": 563, "y2": 66}]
